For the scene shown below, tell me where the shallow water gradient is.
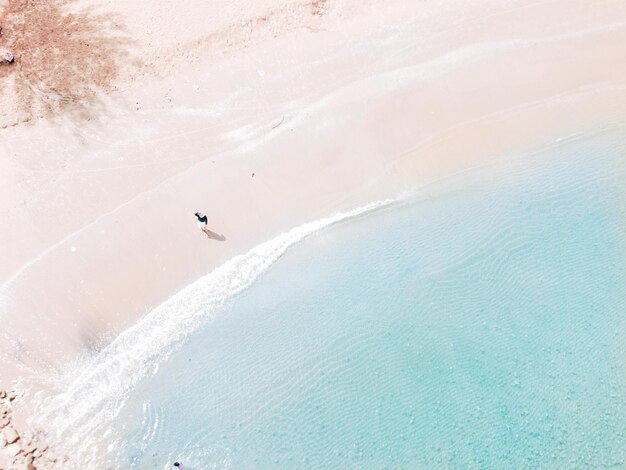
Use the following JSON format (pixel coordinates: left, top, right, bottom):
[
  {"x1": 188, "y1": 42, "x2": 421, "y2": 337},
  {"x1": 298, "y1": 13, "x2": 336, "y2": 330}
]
[{"x1": 108, "y1": 132, "x2": 626, "y2": 469}]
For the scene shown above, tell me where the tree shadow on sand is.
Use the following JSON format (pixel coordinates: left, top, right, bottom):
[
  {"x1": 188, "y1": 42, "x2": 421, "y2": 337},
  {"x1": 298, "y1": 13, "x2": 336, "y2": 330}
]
[{"x1": 0, "y1": 0, "x2": 132, "y2": 122}]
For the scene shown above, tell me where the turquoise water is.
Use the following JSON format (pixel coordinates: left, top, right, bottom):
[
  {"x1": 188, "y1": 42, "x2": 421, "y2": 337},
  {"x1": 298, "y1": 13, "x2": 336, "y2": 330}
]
[{"x1": 105, "y1": 134, "x2": 626, "y2": 469}]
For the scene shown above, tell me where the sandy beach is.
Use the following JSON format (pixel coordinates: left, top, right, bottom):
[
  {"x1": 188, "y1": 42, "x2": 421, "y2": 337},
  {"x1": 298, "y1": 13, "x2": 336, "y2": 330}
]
[{"x1": 2, "y1": 0, "x2": 626, "y2": 467}]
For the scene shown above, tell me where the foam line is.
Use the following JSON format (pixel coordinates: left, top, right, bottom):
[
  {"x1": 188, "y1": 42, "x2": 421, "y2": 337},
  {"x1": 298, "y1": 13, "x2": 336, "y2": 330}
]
[{"x1": 36, "y1": 195, "x2": 407, "y2": 464}]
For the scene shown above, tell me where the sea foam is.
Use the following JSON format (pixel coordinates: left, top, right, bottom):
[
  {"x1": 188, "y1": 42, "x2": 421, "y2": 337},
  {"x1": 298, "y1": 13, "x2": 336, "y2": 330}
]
[{"x1": 37, "y1": 195, "x2": 405, "y2": 464}]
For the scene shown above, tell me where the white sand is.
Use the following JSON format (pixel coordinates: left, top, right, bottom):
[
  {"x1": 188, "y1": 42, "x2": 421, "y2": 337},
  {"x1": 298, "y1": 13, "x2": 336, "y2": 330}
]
[{"x1": 1, "y1": 0, "x2": 626, "y2": 464}]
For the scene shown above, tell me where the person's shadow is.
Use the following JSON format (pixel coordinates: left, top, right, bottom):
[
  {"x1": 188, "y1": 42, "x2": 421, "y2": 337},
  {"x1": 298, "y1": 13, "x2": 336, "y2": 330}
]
[{"x1": 203, "y1": 228, "x2": 226, "y2": 241}]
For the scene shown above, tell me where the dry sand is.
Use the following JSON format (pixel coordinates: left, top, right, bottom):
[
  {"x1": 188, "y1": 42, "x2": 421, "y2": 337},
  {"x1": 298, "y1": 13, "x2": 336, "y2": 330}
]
[{"x1": 1, "y1": 0, "x2": 626, "y2": 466}]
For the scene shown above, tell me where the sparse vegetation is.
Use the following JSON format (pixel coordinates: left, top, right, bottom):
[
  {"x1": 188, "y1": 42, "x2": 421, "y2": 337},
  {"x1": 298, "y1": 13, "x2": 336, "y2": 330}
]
[{"x1": 0, "y1": 0, "x2": 129, "y2": 121}]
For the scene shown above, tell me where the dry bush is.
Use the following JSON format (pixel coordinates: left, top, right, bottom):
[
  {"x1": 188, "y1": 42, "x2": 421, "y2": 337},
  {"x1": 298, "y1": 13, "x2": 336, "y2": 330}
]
[
  {"x1": 0, "y1": 0, "x2": 129, "y2": 120},
  {"x1": 311, "y1": 0, "x2": 329, "y2": 17}
]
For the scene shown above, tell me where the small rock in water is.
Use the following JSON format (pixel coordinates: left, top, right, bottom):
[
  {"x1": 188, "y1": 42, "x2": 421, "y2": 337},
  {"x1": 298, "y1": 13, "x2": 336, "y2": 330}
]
[
  {"x1": 4, "y1": 426, "x2": 19, "y2": 444},
  {"x1": 5, "y1": 441, "x2": 22, "y2": 457},
  {"x1": 21, "y1": 440, "x2": 37, "y2": 454},
  {"x1": 15, "y1": 462, "x2": 36, "y2": 470}
]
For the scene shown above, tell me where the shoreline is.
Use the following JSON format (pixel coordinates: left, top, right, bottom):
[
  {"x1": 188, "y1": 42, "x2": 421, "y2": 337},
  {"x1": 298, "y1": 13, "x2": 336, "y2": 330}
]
[
  {"x1": 2, "y1": 0, "x2": 626, "y2": 466},
  {"x1": 35, "y1": 196, "x2": 404, "y2": 466},
  {"x1": 12, "y1": 121, "x2": 626, "y2": 467},
  {"x1": 38, "y1": 126, "x2": 626, "y2": 466}
]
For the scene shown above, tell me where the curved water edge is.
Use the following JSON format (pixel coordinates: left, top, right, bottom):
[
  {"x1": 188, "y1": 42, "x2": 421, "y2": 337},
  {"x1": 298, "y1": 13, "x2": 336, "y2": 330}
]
[
  {"x1": 29, "y1": 124, "x2": 626, "y2": 467},
  {"x1": 34, "y1": 194, "x2": 411, "y2": 464},
  {"x1": 97, "y1": 130, "x2": 626, "y2": 468}
]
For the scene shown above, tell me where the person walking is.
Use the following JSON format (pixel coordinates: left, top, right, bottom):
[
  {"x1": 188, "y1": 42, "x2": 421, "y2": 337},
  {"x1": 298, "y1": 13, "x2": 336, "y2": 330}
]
[
  {"x1": 194, "y1": 211, "x2": 226, "y2": 241},
  {"x1": 195, "y1": 212, "x2": 209, "y2": 234}
]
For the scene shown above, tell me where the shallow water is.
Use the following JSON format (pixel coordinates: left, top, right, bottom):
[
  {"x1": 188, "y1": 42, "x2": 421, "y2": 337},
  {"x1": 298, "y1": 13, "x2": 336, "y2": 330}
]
[{"x1": 92, "y1": 132, "x2": 626, "y2": 469}]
